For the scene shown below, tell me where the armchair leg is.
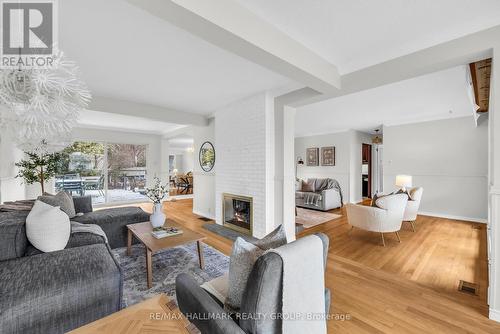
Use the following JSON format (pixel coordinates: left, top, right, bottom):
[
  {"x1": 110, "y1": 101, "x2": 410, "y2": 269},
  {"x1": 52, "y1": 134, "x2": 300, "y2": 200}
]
[
  {"x1": 380, "y1": 233, "x2": 385, "y2": 247},
  {"x1": 395, "y1": 231, "x2": 401, "y2": 243},
  {"x1": 410, "y1": 221, "x2": 416, "y2": 232}
]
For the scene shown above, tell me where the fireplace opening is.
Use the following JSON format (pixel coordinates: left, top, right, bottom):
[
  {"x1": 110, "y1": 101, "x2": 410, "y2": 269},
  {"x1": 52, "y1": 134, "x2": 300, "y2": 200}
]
[{"x1": 223, "y1": 193, "x2": 253, "y2": 235}]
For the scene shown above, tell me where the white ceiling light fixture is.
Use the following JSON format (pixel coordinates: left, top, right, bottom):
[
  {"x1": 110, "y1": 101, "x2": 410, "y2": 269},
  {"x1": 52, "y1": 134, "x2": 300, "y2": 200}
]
[{"x1": 0, "y1": 50, "x2": 91, "y2": 154}]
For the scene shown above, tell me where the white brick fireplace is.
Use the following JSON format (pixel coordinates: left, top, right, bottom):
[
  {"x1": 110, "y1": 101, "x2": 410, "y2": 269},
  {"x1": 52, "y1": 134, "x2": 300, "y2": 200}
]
[{"x1": 215, "y1": 92, "x2": 275, "y2": 238}]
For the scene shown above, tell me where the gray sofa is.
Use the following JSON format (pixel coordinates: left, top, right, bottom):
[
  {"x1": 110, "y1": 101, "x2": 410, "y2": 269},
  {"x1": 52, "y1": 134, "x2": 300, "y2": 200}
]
[
  {"x1": 296, "y1": 178, "x2": 342, "y2": 211},
  {"x1": 71, "y1": 196, "x2": 149, "y2": 249},
  {"x1": 0, "y1": 196, "x2": 150, "y2": 334},
  {"x1": 175, "y1": 233, "x2": 330, "y2": 334}
]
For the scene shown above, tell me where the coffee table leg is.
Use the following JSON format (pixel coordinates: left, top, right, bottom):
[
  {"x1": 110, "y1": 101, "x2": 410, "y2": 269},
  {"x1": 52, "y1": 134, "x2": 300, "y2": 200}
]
[
  {"x1": 146, "y1": 248, "x2": 153, "y2": 289},
  {"x1": 197, "y1": 241, "x2": 205, "y2": 270},
  {"x1": 127, "y1": 229, "x2": 132, "y2": 256}
]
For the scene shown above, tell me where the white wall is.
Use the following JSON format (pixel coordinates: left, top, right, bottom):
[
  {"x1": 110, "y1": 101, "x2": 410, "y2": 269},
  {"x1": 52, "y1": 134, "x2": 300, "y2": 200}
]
[
  {"x1": 383, "y1": 116, "x2": 488, "y2": 221},
  {"x1": 295, "y1": 129, "x2": 372, "y2": 204},
  {"x1": 182, "y1": 151, "x2": 194, "y2": 173},
  {"x1": 215, "y1": 92, "x2": 275, "y2": 238},
  {"x1": 174, "y1": 154, "x2": 184, "y2": 173},
  {"x1": 193, "y1": 118, "x2": 216, "y2": 219},
  {"x1": 0, "y1": 132, "x2": 26, "y2": 203}
]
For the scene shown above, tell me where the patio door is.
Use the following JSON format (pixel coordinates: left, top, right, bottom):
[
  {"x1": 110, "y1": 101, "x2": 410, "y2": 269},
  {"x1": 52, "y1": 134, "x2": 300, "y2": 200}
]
[
  {"x1": 55, "y1": 141, "x2": 148, "y2": 205},
  {"x1": 106, "y1": 143, "x2": 147, "y2": 203}
]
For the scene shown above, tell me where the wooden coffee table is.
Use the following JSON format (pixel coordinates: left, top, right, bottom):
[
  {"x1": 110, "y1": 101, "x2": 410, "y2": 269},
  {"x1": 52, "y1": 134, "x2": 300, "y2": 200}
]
[
  {"x1": 69, "y1": 294, "x2": 197, "y2": 333},
  {"x1": 127, "y1": 219, "x2": 207, "y2": 289}
]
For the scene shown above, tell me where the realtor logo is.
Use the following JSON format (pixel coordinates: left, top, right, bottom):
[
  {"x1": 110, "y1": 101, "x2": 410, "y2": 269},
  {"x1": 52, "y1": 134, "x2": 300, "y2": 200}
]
[{"x1": 1, "y1": 0, "x2": 58, "y2": 68}]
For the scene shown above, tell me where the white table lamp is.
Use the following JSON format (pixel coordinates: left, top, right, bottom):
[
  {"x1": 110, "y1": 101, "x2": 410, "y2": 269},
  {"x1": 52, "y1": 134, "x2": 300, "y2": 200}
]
[{"x1": 395, "y1": 175, "x2": 412, "y2": 192}]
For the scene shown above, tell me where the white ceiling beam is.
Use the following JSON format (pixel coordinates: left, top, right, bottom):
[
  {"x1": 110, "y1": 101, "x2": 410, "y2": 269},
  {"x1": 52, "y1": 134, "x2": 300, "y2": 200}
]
[
  {"x1": 293, "y1": 25, "x2": 500, "y2": 107},
  {"x1": 162, "y1": 126, "x2": 194, "y2": 139},
  {"x1": 125, "y1": 0, "x2": 341, "y2": 94},
  {"x1": 89, "y1": 96, "x2": 208, "y2": 126}
]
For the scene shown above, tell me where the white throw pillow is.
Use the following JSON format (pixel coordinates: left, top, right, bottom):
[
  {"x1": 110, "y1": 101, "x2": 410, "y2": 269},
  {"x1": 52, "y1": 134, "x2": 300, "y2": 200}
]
[{"x1": 26, "y1": 200, "x2": 71, "y2": 252}]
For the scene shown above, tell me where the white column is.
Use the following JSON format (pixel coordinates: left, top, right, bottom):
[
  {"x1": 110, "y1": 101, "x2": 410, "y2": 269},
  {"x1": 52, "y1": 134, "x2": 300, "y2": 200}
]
[
  {"x1": 272, "y1": 98, "x2": 296, "y2": 241},
  {"x1": 489, "y1": 44, "x2": 500, "y2": 322},
  {"x1": 160, "y1": 138, "x2": 170, "y2": 186},
  {"x1": 283, "y1": 105, "x2": 297, "y2": 241}
]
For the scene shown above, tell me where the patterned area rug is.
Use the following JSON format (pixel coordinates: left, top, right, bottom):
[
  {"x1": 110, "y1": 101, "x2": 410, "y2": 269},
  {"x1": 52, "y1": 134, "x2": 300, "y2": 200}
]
[
  {"x1": 296, "y1": 207, "x2": 342, "y2": 228},
  {"x1": 113, "y1": 243, "x2": 229, "y2": 307}
]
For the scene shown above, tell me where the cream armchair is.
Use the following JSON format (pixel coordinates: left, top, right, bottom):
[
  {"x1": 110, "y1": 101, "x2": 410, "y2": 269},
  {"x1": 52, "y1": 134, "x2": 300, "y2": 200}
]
[
  {"x1": 403, "y1": 187, "x2": 424, "y2": 231},
  {"x1": 346, "y1": 194, "x2": 408, "y2": 246}
]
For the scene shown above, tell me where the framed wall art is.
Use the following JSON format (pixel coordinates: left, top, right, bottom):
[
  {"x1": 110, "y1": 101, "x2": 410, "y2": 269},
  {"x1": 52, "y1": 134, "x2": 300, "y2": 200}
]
[
  {"x1": 321, "y1": 146, "x2": 335, "y2": 166},
  {"x1": 306, "y1": 147, "x2": 319, "y2": 166}
]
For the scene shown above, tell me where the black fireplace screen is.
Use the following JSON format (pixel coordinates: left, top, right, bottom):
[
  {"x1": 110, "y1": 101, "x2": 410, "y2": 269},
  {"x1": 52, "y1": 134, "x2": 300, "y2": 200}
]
[{"x1": 224, "y1": 197, "x2": 252, "y2": 231}]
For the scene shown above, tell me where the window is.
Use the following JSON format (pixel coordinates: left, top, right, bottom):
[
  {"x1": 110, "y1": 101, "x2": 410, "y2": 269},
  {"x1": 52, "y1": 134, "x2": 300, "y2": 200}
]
[{"x1": 54, "y1": 141, "x2": 148, "y2": 205}]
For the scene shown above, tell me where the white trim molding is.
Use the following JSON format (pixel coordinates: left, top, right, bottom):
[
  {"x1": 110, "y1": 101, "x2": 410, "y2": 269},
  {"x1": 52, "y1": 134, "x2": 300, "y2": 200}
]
[
  {"x1": 418, "y1": 211, "x2": 488, "y2": 224},
  {"x1": 192, "y1": 209, "x2": 215, "y2": 221},
  {"x1": 490, "y1": 308, "x2": 500, "y2": 322}
]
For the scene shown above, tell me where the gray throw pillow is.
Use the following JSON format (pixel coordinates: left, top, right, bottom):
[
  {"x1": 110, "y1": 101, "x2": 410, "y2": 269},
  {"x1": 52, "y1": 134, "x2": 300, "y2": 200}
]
[
  {"x1": 38, "y1": 191, "x2": 76, "y2": 218},
  {"x1": 253, "y1": 224, "x2": 288, "y2": 250},
  {"x1": 225, "y1": 237, "x2": 263, "y2": 313}
]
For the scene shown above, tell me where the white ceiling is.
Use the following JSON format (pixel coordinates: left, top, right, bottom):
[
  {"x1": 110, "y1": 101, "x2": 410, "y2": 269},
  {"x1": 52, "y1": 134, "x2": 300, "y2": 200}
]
[
  {"x1": 59, "y1": 0, "x2": 292, "y2": 115},
  {"x1": 169, "y1": 134, "x2": 194, "y2": 150},
  {"x1": 295, "y1": 65, "x2": 474, "y2": 137},
  {"x1": 236, "y1": 0, "x2": 500, "y2": 74},
  {"x1": 78, "y1": 110, "x2": 186, "y2": 135}
]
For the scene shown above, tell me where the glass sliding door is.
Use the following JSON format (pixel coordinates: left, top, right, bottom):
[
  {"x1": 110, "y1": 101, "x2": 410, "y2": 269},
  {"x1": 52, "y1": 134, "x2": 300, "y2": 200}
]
[
  {"x1": 106, "y1": 143, "x2": 147, "y2": 203},
  {"x1": 55, "y1": 141, "x2": 106, "y2": 204},
  {"x1": 54, "y1": 141, "x2": 148, "y2": 205}
]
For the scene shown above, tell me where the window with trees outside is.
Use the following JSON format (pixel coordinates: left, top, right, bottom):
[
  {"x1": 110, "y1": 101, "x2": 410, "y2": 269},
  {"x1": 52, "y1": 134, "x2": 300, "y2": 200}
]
[{"x1": 54, "y1": 141, "x2": 148, "y2": 205}]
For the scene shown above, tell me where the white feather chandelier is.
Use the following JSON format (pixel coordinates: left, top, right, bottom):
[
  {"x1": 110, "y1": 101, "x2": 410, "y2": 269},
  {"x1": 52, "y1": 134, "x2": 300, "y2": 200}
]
[{"x1": 0, "y1": 50, "x2": 91, "y2": 154}]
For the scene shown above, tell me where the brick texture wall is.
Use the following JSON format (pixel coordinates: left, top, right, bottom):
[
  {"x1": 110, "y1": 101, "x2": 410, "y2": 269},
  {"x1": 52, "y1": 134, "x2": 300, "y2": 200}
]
[{"x1": 215, "y1": 92, "x2": 272, "y2": 238}]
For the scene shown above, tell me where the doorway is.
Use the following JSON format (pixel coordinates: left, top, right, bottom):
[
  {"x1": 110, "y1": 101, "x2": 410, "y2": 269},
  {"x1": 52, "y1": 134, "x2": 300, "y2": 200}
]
[{"x1": 362, "y1": 143, "x2": 372, "y2": 198}]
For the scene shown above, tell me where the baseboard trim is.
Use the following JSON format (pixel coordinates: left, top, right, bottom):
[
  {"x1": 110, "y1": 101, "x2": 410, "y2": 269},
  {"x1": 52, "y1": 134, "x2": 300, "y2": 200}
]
[
  {"x1": 193, "y1": 209, "x2": 215, "y2": 220},
  {"x1": 489, "y1": 308, "x2": 500, "y2": 323},
  {"x1": 418, "y1": 211, "x2": 487, "y2": 224}
]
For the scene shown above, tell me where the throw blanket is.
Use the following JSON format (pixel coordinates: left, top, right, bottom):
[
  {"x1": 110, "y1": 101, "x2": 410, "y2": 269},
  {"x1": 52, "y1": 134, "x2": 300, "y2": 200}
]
[
  {"x1": 304, "y1": 192, "x2": 322, "y2": 206},
  {"x1": 0, "y1": 200, "x2": 35, "y2": 212},
  {"x1": 267, "y1": 235, "x2": 327, "y2": 334},
  {"x1": 316, "y1": 178, "x2": 344, "y2": 205},
  {"x1": 70, "y1": 221, "x2": 108, "y2": 243}
]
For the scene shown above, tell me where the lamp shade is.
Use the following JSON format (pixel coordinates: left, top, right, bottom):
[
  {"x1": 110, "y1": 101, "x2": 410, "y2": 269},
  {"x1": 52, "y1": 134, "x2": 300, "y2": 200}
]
[{"x1": 395, "y1": 175, "x2": 412, "y2": 188}]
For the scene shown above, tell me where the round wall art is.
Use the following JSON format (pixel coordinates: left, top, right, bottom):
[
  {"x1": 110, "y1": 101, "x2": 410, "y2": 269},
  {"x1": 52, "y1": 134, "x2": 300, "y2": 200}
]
[{"x1": 199, "y1": 141, "x2": 215, "y2": 172}]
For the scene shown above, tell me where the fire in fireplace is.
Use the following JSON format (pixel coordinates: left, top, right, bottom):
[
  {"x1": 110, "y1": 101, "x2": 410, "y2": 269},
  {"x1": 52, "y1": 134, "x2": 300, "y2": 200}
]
[{"x1": 223, "y1": 193, "x2": 253, "y2": 235}]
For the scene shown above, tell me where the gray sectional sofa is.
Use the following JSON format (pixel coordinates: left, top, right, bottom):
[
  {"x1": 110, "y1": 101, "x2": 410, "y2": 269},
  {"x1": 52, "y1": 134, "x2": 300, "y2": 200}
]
[{"x1": 0, "y1": 196, "x2": 150, "y2": 334}]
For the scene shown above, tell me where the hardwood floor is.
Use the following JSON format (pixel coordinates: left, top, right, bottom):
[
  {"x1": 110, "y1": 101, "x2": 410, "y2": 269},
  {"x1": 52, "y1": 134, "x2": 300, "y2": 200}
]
[{"x1": 135, "y1": 199, "x2": 500, "y2": 333}]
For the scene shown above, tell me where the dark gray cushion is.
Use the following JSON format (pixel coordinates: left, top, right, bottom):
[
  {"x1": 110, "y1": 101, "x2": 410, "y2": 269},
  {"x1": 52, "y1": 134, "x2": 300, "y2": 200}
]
[
  {"x1": 38, "y1": 191, "x2": 76, "y2": 218},
  {"x1": 24, "y1": 231, "x2": 107, "y2": 256},
  {"x1": 176, "y1": 273, "x2": 245, "y2": 334},
  {"x1": 0, "y1": 243, "x2": 122, "y2": 334},
  {"x1": 72, "y1": 207, "x2": 149, "y2": 249},
  {"x1": 73, "y1": 195, "x2": 93, "y2": 214},
  {"x1": 239, "y1": 252, "x2": 283, "y2": 334},
  {"x1": 0, "y1": 211, "x2": 29, "y2": 261}
]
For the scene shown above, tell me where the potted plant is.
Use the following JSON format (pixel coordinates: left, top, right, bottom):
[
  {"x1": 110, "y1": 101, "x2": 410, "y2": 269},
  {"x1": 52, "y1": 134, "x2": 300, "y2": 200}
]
[
  {"x1": 16, "y1": 151, "x2": 62, "y2": 194},
  {"x1": 145, "y1": 177, "x2": 169, "y2": 228}
]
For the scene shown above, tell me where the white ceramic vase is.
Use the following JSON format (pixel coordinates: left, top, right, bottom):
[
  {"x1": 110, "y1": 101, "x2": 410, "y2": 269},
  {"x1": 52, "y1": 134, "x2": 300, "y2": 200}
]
[{"x1": 150, "y1": 203, "x2": 166, "y2": 228}]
